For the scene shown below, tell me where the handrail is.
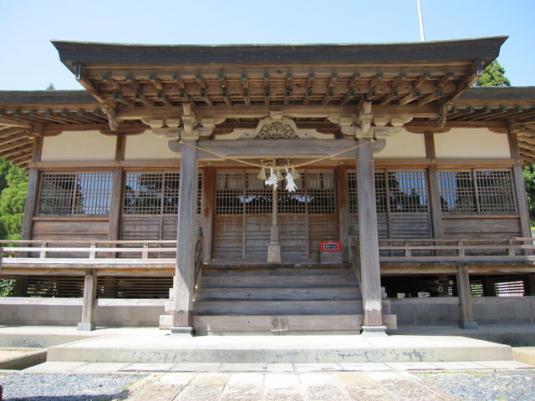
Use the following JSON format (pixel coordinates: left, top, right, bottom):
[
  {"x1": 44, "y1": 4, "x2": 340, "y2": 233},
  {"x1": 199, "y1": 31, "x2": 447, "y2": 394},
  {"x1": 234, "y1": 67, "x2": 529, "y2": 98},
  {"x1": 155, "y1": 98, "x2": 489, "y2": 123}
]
[
  {"x1": 194, "y1": 227, "x2": 204, "y2": 285},
  {"x1": 0, "y1": 239, "x2": 177, "y2": 264}
]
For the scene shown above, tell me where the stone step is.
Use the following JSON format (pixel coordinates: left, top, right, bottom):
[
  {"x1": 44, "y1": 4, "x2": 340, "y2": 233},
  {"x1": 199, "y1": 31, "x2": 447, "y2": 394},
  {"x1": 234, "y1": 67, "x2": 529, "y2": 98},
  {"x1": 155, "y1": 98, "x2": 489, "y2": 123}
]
[
  {"x1": 195, "y1": 287, "x2": 361, "y2": 301},
  {"x1": 202, "y1": 266, "x2": 352, "y2": 277},
  {"x1": 193, "y1": 314, "x2": 364, "y2": 334},
  {"x1": 46, "y1": 332, "x2": 514, "y2": 363},
  {"x1": 194, "y1": 300, "x2": 363, "y2": 315},
  {"x1": 199, "y1": 274, "x2": 357, "y2": 288}
]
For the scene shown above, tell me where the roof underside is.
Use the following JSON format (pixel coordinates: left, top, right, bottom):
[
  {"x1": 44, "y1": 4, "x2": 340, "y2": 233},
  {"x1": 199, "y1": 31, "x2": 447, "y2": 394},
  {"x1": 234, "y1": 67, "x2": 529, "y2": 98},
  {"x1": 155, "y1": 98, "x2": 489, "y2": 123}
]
[
  {"x1": 51, "y1": 37, "x2": 506, "y2": 111},
  {"x1": 2, "y1": 37, "x2": 535, "y2": 166}
]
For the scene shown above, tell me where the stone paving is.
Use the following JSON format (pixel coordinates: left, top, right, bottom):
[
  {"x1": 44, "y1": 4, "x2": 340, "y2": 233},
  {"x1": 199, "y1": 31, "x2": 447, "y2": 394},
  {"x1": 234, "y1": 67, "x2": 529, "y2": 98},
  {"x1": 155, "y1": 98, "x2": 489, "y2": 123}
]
[
  {"x1": 1, "y1": 361, "x2": 534, "y2": 400},
  {"x1": 125, "y1": 371, "x2": 461, "y2": 401}
]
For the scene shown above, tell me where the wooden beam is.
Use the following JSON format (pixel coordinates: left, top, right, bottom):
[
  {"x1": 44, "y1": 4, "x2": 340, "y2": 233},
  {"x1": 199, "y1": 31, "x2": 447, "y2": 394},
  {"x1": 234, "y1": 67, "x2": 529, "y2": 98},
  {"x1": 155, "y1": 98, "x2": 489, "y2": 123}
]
[
  {"x1": 115, "y1": 103, "x2": 439, "y2": 121},
  {"x1": 322, "y1": 72, "x2": 338, "y2": 105},
  {"x1": 189, "y1": 139, "x2": 358, "y2": 159},
  {"x1": 241, "y1": 73, "x2": 251, "y2": 106},
  {"x1": 218, "y1": 72, "x2": 232, "y2": 106},
  {"x1": 75, "y1": 64, "x2": 106, "y2": 104},
  {"x1": 304, "y1": 73, "x2": 315, "y2": 105}
]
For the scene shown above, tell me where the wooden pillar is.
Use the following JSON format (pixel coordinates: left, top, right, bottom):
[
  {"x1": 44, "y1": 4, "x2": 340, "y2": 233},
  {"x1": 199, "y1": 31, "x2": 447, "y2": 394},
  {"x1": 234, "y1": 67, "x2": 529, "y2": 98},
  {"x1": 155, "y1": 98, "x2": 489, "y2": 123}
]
[
  {"x1": 171, "y1": 140, "x2": 198, "y2": 334},
  {"x1": 425, "y1": 132, "x2": 443, "y2": 238},
  {"x1": 527, "y1": 274, "x2": 535, "y2": 296},
  {"x1": 336, "y1": 165, "x2": 350, "y2": 261},
  {"x1": 77, "y1": 269, "x2": 97, "y2": 331},
  {"x1": 267, "y1": 185, "x2": 282, "y2": 264},
  {"x1": 356, "y1": 138, "x2": 385, "y2": 334},
  {"x1": 108, "y1": 135, "x2": 125, "y2": 241},
  {"x1": 456, "y1": 265, "x2": 478, "y2": 329},
  {"x1": 21, "y1": 137, "x2": 42, "y2": 240},
  {"x1": 483, "y1": 277, "x2": 496, "y2": 297},
  {"x1": 508, "y1": 130, "x2": 531, "y2": 238},
  {"x1": 202, "y1": 167, "x2": 215, "y2": 263}
]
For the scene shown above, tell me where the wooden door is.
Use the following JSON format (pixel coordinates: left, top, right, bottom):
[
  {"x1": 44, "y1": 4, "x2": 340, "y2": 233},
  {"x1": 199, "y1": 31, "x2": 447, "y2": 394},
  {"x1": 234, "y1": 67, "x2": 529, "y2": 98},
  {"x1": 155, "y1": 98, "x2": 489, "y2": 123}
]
[{"x1": 212, "y1": 169, "x2": 338, "y2": 263}]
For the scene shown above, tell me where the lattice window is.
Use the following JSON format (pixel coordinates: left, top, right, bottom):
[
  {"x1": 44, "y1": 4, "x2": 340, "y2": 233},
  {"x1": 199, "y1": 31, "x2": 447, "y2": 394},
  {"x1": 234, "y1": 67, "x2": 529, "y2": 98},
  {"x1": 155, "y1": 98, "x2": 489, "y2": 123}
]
[
  {"x1": 244, "y1": 173, "x2": 273, "y2": 214},
  {"x1": 387, "y1": 171, "x2": 429, "y2": 213},
  {"x1": 304, "y1": 172, "x2": 336, "y2": 214},
  {"x1": 123, "y1": 172, "x2": 202, "y2": 215},
  {"x1": 476, "y1": 170, "x2": 516, "y2": 214},
  {"x1": 438, "y1": 171, "x2": 476, "y2": 214},
  {"x1": 375, "y1": 172, "x2": 388, "y2": 213},
  {"x1": 215, "y1": 171, "x2": 335, "y2": 215},
  {"x1": 347, "y1": 170, "x2": 426, "y2": 214},
  {"x1": 38, "y1": 172, "x2": 112, "y2": 216},
  {"x1": 439, "y1": 169, "x2": 516, "y2": 214},
  {"x1": 216, "y1": 172, "x2": 246, "y2": 214}
]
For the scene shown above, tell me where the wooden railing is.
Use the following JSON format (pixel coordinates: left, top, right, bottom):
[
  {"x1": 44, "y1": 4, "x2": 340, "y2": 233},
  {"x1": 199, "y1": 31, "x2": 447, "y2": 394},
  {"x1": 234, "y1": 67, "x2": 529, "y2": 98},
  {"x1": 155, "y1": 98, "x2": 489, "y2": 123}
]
[
  {"x1": 0, "y1": 240, "x2": 178, "y2": 268},
  {"x1": 194, "y1": 228, "x2": 204, "y2": 285},
  {"x1": 378, "y1": 237, "x2": 535, "y2": 263}
]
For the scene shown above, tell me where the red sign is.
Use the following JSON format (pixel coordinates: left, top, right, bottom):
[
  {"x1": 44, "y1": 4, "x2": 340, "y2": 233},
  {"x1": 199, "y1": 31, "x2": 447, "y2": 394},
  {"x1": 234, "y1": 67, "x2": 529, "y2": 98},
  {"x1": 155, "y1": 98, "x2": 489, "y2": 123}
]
[{"x1": 319, "y1": 240, "x2": 343, "y2": 252}]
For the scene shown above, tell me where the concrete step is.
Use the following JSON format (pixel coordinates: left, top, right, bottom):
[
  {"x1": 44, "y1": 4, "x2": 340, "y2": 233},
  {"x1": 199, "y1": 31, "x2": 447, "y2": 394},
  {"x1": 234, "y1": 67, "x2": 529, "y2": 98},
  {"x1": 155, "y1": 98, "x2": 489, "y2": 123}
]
[
  {"x1": 46, "y1": 331, "x2": 514, "y2": 363},
  {"x1": 194, "y1": 300, "x2": 363, "y2": 315},
  {"x1": 199, "y1": 274, "x2": 357, "y2": 288},
  {"x1": 195, "y1": 287, "x2": 362, "y2": 301},
  {"x1": 193, "y1": 314, "x2": 363, "y2": 334}
]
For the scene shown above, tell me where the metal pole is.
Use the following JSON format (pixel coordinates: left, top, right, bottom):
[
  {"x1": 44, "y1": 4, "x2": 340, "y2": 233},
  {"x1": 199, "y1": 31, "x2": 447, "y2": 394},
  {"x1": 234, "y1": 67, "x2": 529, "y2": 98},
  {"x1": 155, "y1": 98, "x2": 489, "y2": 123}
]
[{"x1": 416, "y1": 0, "x2": 426, "y2": 41}]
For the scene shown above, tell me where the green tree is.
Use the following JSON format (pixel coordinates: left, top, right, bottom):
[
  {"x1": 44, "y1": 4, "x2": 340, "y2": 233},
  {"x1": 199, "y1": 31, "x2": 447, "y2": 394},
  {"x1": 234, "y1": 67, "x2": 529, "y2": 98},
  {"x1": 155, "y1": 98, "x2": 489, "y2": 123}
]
[
  {"x1": 476, "y1": 60, "x2": 511, "y2": 87},
  {"x1": 0, "y1": 164, "x2": 28, "y2": 240},
  {"x1": 524, "y1": 165, "x2": 535, "y2": 219},
  {"x1": 46, "y1": 83, "x2": 55, "y2": 91},
  {"x1": 0, "y1": 159, "x2": 27, "y2": 296}
]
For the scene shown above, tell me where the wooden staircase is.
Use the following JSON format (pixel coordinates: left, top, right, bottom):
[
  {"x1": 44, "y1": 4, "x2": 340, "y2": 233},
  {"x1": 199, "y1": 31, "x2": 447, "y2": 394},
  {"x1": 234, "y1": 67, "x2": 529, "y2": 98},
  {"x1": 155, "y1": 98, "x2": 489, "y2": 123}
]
[{"x1": 190, "y1": 264, "x2": 368, "y2": 334}]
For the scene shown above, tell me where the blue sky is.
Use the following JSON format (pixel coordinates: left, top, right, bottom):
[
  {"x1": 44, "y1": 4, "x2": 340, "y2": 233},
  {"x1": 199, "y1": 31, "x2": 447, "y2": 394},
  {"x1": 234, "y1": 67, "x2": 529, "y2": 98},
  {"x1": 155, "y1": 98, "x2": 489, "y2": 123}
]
[{"x1": 1, "y1": 0, "x2": 534, "y2": 90}]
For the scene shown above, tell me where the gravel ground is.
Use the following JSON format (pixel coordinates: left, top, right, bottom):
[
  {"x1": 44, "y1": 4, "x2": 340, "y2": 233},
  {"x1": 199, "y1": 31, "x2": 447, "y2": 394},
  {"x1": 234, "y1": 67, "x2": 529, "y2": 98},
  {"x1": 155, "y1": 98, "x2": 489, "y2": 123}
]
[
  {"x1": 417, "y1": 370, "x2": 535, "y2": 401},
  {"x1": 0, "y1": 373, "x2": 147, "y2": 401}
]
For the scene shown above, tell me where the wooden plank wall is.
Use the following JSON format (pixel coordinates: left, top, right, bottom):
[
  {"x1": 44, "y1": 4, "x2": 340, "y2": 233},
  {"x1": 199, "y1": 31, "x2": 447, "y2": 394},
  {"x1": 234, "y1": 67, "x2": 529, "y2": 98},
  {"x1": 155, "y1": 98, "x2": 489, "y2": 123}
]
[
  {"x1": 32, "y1": 218, "x2": 110, "y2": 241},
  {"x1": 442, "y1": 217, "x2": 521, "y2": 239}
]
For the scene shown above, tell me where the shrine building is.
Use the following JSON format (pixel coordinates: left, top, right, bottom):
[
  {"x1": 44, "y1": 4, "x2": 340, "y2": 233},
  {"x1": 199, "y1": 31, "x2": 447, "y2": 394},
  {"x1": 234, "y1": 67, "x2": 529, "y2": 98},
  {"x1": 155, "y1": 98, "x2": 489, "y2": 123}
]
[{"x1": 1, "y1": 36, "x2": 535, "y2": 335}]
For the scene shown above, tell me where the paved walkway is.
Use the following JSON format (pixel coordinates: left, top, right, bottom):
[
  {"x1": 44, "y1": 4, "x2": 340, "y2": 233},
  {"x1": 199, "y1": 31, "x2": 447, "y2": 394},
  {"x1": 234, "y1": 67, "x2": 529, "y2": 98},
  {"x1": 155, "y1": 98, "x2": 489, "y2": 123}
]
[
  {"x1": 1, "y1": 361, "x2": 532, "y2": 400},
  {"x1": 117, "y1": 371, "x2": 461, "y2": 401}
]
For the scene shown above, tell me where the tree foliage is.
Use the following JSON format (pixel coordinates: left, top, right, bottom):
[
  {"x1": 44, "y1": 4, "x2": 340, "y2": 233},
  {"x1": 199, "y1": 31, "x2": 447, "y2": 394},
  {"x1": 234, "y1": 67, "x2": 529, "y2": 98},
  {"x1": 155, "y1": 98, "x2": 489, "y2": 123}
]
[
  {"x1": 476, "y1": 61, "x2": 511, "y2": 87},
  {"x1": 0, "y1": 159, "x2": 28, "y2": 240}
]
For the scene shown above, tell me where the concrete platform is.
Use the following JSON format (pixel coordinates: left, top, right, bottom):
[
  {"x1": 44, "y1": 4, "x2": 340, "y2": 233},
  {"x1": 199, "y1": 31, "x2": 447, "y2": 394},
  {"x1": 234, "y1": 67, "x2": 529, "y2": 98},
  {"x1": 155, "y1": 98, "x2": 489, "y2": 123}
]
[
  {"x1": 45, "y1": 328, "x2": 513, "y2": 364},
  {"x1": 513, "y1": 347, "x2": 535, "y2": 366}
]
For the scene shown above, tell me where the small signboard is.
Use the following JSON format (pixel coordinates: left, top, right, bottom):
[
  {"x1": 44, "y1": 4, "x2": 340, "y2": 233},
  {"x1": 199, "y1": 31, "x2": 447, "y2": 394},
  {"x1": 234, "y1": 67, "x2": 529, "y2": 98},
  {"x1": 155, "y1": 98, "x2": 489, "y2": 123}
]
[{"x1": 319, "y1": 240, "x2": 343, "y2": 264}]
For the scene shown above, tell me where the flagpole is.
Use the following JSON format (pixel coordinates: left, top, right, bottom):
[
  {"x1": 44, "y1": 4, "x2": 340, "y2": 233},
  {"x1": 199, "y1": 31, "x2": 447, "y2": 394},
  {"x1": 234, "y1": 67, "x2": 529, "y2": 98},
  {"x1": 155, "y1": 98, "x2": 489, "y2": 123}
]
[{"x1": 416, "y1": 0, "x2": 426, "y2": 41}]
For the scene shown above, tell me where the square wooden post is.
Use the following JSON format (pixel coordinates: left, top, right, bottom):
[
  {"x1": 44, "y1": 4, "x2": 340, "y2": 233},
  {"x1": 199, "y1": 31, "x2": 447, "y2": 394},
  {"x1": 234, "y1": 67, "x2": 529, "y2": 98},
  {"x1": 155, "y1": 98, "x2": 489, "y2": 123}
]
[
  {"x1": 77, "y1": 269, "x2": 97, "y2": 331},
  {"x1": 171, "y1": 140, "x2": 198, "y2": 335},
  {"x1": 508, "y1": 130, "x2": 532, "y2": 239},
  {"x1": 356, "y1": 138, "x2": 386, "y2": 335},
  {"x1": 456, "y1": 265, "x2": 478, "y2": 329}
]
